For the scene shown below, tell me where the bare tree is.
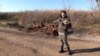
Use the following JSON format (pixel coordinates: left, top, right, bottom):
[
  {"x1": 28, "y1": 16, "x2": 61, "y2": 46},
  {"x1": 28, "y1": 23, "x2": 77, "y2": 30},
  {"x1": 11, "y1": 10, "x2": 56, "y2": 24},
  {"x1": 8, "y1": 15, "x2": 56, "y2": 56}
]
[
  {"x1": 96, "y1": 0, "x2": 100, "y2": 9},
  {"x1": 61, "y1": 0, "x2": 71, "y2": 17}
]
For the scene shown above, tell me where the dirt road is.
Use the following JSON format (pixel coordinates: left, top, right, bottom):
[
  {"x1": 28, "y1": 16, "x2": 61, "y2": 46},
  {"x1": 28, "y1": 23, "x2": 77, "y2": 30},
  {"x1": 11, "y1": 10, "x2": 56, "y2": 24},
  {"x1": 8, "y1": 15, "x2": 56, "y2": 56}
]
[{"x1": 0, "y1": 29, "x2": 100, "y2": 56}]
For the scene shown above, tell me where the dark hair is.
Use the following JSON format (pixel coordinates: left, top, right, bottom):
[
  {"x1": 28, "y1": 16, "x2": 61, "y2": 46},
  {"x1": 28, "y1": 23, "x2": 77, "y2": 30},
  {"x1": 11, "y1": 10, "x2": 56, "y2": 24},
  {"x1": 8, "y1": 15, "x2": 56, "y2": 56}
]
[{"x1": 60, "y1": 10, "x2": 69, "y2": 18}]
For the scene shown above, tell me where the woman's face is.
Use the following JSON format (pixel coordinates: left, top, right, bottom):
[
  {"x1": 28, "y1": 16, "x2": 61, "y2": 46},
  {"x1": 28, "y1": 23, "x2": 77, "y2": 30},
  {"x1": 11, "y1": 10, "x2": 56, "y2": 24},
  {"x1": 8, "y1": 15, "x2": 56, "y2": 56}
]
[{"x1": 61, "y1": 12, "x2": 65, "y2": 18}]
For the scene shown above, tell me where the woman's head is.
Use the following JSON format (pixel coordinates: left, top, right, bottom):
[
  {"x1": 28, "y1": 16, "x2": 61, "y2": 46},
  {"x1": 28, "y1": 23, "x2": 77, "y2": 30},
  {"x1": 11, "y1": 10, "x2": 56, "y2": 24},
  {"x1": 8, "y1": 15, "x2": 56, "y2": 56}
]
[{"x1": 60, "y1": 10, "x2": 68, "y2": 18}]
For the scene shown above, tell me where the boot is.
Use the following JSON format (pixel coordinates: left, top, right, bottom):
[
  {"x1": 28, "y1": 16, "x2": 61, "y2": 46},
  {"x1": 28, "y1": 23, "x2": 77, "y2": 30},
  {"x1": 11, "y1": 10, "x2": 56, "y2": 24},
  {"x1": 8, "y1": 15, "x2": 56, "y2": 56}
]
[
  {"x1": 67, "y1": 47, "x2": 73, "y2": 55},
  {"x1": 59, "y1": 45, "x2": 64, "y2": 53},
  {"x1": 59, "y1": 50, "x2": 64, "y2": 53}
]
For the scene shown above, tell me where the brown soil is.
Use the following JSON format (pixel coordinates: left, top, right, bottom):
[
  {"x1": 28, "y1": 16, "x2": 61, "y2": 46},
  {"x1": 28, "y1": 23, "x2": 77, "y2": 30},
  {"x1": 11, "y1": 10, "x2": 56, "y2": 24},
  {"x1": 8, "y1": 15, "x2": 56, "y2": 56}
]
[{"x1": 0, "y1": 28, "x2": 100, "y2": 56}]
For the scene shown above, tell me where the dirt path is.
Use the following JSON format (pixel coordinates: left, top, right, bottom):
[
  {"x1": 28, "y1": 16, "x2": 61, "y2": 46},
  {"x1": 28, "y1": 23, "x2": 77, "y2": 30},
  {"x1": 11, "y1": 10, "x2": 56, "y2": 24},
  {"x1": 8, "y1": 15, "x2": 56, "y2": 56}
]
[{"x1": 0, "y1": 29, "x2": 100, "y2": 56}]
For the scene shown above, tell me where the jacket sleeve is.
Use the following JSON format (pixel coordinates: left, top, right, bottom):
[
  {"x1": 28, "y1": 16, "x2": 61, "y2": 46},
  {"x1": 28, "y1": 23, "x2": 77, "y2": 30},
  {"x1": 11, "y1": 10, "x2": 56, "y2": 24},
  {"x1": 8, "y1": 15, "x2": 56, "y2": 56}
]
[{"x1": 52, "y1": 19, "x2": 60, "y2": 23}]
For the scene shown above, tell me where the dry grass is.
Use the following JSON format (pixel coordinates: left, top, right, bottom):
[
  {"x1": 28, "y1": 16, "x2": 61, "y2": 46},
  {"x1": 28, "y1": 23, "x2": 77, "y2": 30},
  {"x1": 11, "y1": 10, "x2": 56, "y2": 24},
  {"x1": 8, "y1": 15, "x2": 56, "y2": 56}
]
[{"x1": 0, "y1": 10, "x2": 100, "y2": 35}]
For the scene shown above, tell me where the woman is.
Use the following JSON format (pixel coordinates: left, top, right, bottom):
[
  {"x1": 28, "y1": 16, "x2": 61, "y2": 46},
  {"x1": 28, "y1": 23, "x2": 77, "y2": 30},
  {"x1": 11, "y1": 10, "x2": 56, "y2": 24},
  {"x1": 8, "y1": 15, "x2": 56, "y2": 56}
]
[{"x1": 53, "y1": 10, "x2": 73, "y2": 55}]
